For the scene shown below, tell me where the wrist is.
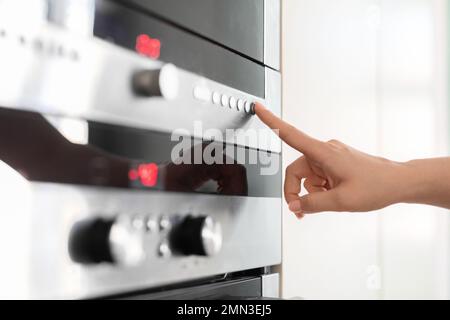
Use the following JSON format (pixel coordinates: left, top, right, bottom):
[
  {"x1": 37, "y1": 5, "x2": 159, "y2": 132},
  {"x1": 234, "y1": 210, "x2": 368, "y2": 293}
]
[{"x1": 395, "y1": 159, "x2": 429, "y2": 205}]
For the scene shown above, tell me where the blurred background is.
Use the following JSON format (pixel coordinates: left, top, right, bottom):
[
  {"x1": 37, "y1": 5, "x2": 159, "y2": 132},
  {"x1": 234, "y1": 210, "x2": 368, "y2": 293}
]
[{"x1": 282, "y1": 0, "x2": 450, "y2": 299}]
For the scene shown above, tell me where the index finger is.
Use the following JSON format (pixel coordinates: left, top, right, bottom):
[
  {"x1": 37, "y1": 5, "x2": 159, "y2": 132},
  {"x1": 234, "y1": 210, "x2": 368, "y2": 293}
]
[{"x1": 254, "y1": 102, "x2": 325, "y2": 159}]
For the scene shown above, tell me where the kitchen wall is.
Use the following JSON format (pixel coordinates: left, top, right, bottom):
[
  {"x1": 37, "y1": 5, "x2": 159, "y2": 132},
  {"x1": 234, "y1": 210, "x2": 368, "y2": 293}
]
[{"x1": 281, "y1": 0, "x2": 449, "y2": 299}]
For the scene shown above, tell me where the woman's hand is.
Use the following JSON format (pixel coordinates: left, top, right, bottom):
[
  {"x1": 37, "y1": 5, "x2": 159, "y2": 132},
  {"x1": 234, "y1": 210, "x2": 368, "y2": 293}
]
[{"x1": 255, "y1": 103, "x2": 418, "y2": 218}]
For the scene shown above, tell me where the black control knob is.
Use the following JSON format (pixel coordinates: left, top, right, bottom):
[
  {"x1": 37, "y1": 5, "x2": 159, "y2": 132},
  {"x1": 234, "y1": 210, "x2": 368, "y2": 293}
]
[
  {"x1": 170, "y1": 216, "x2": 222, "y2": 256},
  {"x1": 68, "y1": 216, "x2": 145, "y2": 266},
  {"x1": 132, "y1": 63, "x2": 179, "y2": 100}
]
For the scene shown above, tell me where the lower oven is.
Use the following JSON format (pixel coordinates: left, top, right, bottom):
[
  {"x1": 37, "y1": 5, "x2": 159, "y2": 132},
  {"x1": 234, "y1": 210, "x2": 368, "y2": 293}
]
[{"x1": 0, "y1": 108, "x2": 282, "y2": 299}]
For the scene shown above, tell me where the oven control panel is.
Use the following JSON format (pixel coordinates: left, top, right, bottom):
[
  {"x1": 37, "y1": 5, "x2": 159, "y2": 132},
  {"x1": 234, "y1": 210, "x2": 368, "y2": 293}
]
[
  {"x1": 68, "y1": 213, "x2": 223, "y2": 267},
  {"x1": 0, "y1": 22, "x2": 281, "y2": 153}
]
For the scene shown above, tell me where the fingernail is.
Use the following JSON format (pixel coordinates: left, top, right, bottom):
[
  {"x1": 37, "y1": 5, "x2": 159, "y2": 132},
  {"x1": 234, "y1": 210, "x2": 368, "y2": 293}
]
[
  {"x1": 289, "y1": 200, "x2": 302, "y2": 213},
  {"x1": 295, "y1": 212, "x2": 305, "y2": 220},
  {"x1": 253, "y1": 102, "x2": 264, "y2": 113}
]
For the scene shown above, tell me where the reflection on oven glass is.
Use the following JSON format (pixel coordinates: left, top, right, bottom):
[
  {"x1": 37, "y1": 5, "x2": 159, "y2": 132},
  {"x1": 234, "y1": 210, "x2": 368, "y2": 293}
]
[
  {"x1": 0, "y1": 108, "x2": 250, "y2": 196},
  {"x1": 163, "y1": 144, "x2": 248, "y2": 196},
  {"x1": 0, "y1": 108, "x2": 130, "y2": 187}
]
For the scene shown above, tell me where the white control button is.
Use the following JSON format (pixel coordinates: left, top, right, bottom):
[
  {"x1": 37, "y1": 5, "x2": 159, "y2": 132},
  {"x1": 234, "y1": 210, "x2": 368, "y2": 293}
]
[
  {"x1": 244, "y1": 101, "x2": 252, "y2": 113},
  {"x1": 221, "y1": 94, "x2": 229, "y2": 107},
  {"x1": 159, "y1": 64, "x2": 179, "y2": 100},
  {"x1": 212, "y1": 92, "x2": 221, "y2": 105},
  {"x1": 193, "y1": 86, "x2": 211, "y2": 102},
  {"x1": 159, "y1": 216, "x2": 172, "y2": 231},
  {"x1": 229, "y1": 97, "x2": 237, "y2": 109},
  {"x1": 132, "y1": 215, "x2": 146, "y2": 230},
  {"x1": 158, "y1": 241, "x2": 172, "y2": 258},
  {"x1": 250, "y1": 102, "x2": 256, "y2": 115},
  {"x1": 145, "y1": 217, "x2": 158, "y2": 233},
  {"x1": 237, "y1": 99, "x2": 244, "y2": 111}
]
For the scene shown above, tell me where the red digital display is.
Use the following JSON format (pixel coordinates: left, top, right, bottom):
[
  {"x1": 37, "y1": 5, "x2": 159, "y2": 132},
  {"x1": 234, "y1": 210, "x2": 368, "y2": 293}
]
[
  {"x1": 128, "y1": 169, "x2": 139, "y2": 181},
  {"x1": 135, "y1": 34, "x2": 161, "y2": 60},
  {"x1": 129, "y1": 163, "x2": 159, "y2": 187}
]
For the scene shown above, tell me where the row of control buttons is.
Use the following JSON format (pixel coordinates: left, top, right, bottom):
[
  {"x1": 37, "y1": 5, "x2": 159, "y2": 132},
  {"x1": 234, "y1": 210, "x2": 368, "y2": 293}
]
[
  {"x1": 68, "y1": 214, "x2": 174, "y2": 266},
  {"x1": 130, "y1": 214, "x2": 222, "y2": 259},
  {"x1": 69, "y1": 213, "x2": 222, "y2": 265},
  {"x1": 0, "y1": 28, "x2": 80, "y2": 61},
  {"x1": 131, "y1": 214, "x2": 172, "y2": 234},
  {"x1": 193, "y1": 86, "x2": 255, "y2": 114},
  {"x1": 130, "y1": 214, "x2": 172, "y2": 258},
  {"x1": 212, "y1": 91, "x2": 254, "y2": 114}
]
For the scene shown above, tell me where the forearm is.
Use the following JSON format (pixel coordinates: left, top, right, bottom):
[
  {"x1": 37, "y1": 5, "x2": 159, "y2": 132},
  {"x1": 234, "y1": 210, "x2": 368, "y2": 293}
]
[{"x1": 397, "y1": 158, "x2": 450, "y2": 209}]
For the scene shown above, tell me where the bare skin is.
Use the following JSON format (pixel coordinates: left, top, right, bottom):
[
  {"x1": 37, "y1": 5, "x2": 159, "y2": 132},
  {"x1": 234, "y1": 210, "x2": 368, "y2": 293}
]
[{"x1": 255, "y1": 102, "x2": 450, "y2": 218}]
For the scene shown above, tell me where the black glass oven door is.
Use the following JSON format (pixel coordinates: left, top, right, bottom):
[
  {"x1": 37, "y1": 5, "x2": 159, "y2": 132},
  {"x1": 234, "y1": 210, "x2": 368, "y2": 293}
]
[
  {"x1": 112, "y1": 0, "x2": 264, "y2": 62},
  {"x1": 0, "y1": 108, "x2": 281, "y2": 198}
]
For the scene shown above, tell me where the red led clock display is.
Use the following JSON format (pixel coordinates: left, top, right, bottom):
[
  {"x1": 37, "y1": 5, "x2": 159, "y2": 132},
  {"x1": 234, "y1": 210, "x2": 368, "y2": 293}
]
[
  {"x1": 135, "y1": 34, "x2": 161, "y2": 60},
  {"x1": 129, "y1": 163, "x2": 159, "y2": 187}
]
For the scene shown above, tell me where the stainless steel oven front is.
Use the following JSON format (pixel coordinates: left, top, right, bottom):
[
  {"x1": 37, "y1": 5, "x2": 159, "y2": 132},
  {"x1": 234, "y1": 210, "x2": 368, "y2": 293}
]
[{"x1": 0, "y1": 0, "x2": 281, "y2": 299}]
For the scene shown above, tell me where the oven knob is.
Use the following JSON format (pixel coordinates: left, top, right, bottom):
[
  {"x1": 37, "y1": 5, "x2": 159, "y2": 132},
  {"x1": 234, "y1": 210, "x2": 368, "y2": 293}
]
[
  {"x1": 132, "y1": 63, "x2": 179, "y2": 100},
  {"x1": 170, "y1": 216, "x2": 222, "y2": 256},
  {"x1": 68, "y1": 216, "x2": 145, "y2": 266}
]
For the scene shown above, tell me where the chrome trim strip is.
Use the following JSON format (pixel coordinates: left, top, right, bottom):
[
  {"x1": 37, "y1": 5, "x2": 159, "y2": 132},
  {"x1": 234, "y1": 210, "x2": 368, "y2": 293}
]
[
  {"x1": 261, "y1": 273, "x2": 280, "y2": 298},
  {"x1": 264, "y1": 67, "x2": 282, "y2": 152},
  {"x1": 264, "y1": 0, "x2": 281, "y2": 70}
]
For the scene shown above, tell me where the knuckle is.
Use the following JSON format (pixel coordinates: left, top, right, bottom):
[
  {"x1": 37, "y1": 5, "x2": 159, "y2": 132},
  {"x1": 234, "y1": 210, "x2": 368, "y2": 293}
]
[
  {"x1": 285, "y1": 160, "x2": 299, "y2": 175},
  {"x1": 326, "y1": 139, "x2": 350, "y2": 153},
  {"x1": 285, "y1": 165, "x2": 293, "y2": 176},
  {"x1": 327, "y1": 139, "x2": 341, "y2": 145},
  {"x1": 327, "y1": 139, "x2": 344, "y2": 149}
]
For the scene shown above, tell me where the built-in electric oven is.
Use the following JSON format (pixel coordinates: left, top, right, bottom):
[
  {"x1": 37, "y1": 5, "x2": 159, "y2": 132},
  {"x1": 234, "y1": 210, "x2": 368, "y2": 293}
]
[{"x1": 0, "y1": 0, "x2": 281, "y2": 299}]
